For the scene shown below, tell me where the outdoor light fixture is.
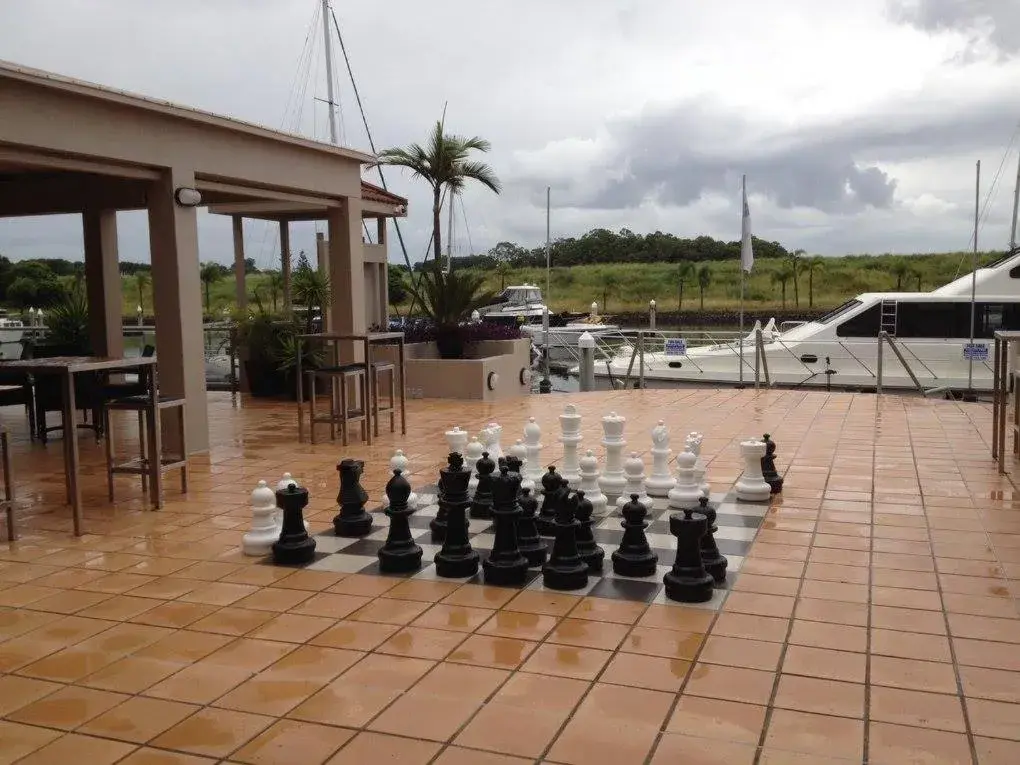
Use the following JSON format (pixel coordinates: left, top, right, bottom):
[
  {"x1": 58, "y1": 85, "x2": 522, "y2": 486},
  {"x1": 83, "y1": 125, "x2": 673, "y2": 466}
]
[
  {"x1": 174, "y1": 187, "x2": 202, "y2": 207},
  {"x1": 393, "y1": 204, "x2": 406, "y2": 215}
]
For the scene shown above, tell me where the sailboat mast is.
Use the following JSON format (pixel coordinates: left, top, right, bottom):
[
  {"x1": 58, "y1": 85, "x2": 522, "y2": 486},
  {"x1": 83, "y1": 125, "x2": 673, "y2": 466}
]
[
  {"x1": 320, "y1": 0, "x2": 339, "y2": 145},
  {"x1": 1010, "y1": 153, "x2": 1020, "y2": 251},
  {"x1": 446, "y1": 191, "x2": 454, "y2": 274}
]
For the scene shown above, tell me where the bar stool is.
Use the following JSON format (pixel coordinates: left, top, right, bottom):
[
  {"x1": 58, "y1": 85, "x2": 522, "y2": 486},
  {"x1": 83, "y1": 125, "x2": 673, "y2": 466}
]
[
  {"x1": 1, "y1": 426, "x2": 15, "y2": 541},
  {"x1": 103, "y1": 394, "x2": 188, "y2": 509},
  {"x1": 370, "y1": 361, "x2": 397, "y2": 437},
  {"x1": 306, "y1": 364, "x2": 368, "y2": 446}
]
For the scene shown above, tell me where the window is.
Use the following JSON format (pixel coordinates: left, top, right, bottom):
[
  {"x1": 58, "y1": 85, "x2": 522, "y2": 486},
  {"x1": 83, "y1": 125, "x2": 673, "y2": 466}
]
[
  {"x1": 835, "y1": 304, "x2": 881, "y2": 337},
  {"x1": 818, "y1": 299, "x2": 862, "y2": 325},
  {"x1": 896, "y1": 302, "x2": 1020, "y2": 339}
]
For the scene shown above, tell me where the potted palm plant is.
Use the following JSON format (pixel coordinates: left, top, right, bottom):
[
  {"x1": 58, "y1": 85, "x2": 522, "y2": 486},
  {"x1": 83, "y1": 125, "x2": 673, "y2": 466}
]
[{"x1": 408, "y1": 267, "x2": 497, "y2": 359}]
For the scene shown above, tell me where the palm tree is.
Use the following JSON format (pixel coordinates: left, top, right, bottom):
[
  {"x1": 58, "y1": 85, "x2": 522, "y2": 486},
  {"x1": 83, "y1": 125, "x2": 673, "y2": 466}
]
[
  {"x1": 789, "y1": 250, "x2": 805, "y2": 307},
  {"x1": 600, "y1": 272, "x2": 620, "y2": 313},
  {"x1": 696, "y1": 265, "x2": 712, "y2": 310},
  {"x1": 676, "y1": 262, "x2": 694, "y2": 312},
  {"x1": 378, "y1": 119, "x2": 501, "y2": 266},
  {"x1": 292, "y1": 269, "x2": 330, "y2": 334},
  {"x1": 889, "y1": 259, "x2": 911, "y2": 291},
  {"x1": 199, "y1": 262, "x2": 225, "y2": 313},
  {"x1": 135, "y1": 271, "x2": 150, "y2": 315},
  {"x1": 803, "y1": 256, "x2": 824, "y2": 308},
  {"x1": 494, "y1": 261, "x2": 513, "y2": 291},
  {"x1": 771, "y1": 264, "x2": 795, "y2": 308}
]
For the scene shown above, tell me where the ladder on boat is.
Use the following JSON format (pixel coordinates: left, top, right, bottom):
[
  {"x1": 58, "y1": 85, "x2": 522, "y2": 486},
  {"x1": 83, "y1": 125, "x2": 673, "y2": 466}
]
[{"x1": 880, "y1": 300, "x2": 898, "y2": 336}]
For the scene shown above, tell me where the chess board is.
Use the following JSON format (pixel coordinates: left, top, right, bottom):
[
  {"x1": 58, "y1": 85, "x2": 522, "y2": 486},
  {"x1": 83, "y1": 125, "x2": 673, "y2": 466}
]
[{"x1": 261, "y1": 486, "x2": 772, "y2": 609}]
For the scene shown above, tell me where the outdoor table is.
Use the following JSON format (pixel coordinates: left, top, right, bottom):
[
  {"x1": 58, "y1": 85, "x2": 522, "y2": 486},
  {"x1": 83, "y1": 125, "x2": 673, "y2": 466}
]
[
  {"x1": 296, "y1": 332, "x2": 406, "y2": 444},
  {"x1": 0, "y1": 356, "x2": 157, "y2": 535}
]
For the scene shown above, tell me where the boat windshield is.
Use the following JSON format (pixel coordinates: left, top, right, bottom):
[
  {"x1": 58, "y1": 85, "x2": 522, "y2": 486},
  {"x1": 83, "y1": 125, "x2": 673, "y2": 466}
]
[
  {"x1": 817, "y1": 299, "x2": 863, "y2": 324},
  {"x1": 500, "y1": 288, "x2": 542, "y2": 304}
]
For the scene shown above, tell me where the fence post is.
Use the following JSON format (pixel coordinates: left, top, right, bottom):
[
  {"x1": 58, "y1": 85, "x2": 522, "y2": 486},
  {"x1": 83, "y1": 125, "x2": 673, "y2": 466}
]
[
  {"x1": 578, "y1": 331, "x2": 595, "y2": 392},
  {"x1": 877, "y1": 332, "x2": 884, "y2": 396},
  {"x1": 754, "y1": 329, "x2": 761, "y2": 390},
  {"x1": 648, "y1": 300, "x2": 656, "y2": 330},
  {"x1": 638, "y1": 331, "x2": 645, "y2": 389},
  {"x1": 539, "y1": 307, "x2": 552, "y2": 394}
]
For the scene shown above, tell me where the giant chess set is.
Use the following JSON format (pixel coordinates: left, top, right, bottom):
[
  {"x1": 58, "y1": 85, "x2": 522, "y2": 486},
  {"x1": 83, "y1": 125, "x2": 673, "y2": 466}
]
[{"x1": 244, "y1": 408, "x2": 786, "y2": 607}]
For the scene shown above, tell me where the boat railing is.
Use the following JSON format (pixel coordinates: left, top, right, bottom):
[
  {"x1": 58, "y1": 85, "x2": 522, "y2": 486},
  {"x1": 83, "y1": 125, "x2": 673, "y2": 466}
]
[{"x1": 121, "y1": 322, "x2": 239, "y2": 393}]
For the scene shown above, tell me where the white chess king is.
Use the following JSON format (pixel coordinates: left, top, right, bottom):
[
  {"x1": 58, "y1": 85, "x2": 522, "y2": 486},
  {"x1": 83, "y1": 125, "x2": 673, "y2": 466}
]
[
  {"x1": 243, "y1": 480, "x2": 281, "y2": 556},
  {"x1": 735, "y1": 439, "x2": 772, "y2": 502},
  {"x1": 646, "y1": 420, "x2": 676, "y2": 496}
]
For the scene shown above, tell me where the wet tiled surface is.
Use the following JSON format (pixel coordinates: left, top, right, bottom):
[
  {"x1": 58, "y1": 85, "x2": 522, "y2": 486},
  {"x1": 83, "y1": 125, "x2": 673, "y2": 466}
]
[{"x1": 1, "y1": 388, "x2": 1019, "y2": 763}]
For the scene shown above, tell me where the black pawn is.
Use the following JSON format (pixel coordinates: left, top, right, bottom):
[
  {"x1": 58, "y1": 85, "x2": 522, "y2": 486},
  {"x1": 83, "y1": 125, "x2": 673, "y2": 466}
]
[
  {"x1": 698, "y1": 496, "x2": 728, "y2": 582},
  {"x1": 378, "y1": 469, "x2": 423, "y2": 573},
  {"x1": 470, "y1": 451, "x2": 496, "y2": 519},
  {"x1": 543, "y1": 492, "x2": 590, "y2": 591},
  {"x1": 334, "y1": 459, "x2": 372, "y2": 537},
  {"x1": 435, "y1": 453, "x2": 480, "y2": 578},
  {"x1": 432, "y1": 453, "x2": 469, "y2": 542},
  {"x1": 517, "y1": 487, "x2": 547, "y2": 567},
  {"x1": 612, "y1": 493, "x2": 658, "y2": 577},
  {"x1": 273, "y1": 484, "x2": 316, "y2": 565},
  {"x1": 536, "y1": 466, "x2": 560, "y2": 535},
  {"x1": 663, "y1": 506, "x2": 714, "y2": 603},
  {"x1": 761, "y1": 433, "x2": 784, "y2": 494},
  {"x1": 574, "y1": 491, "x2": 605, "y2": 574},
  {"x1": 483, "y1": 465, "x2": 530, "y2": 585}
]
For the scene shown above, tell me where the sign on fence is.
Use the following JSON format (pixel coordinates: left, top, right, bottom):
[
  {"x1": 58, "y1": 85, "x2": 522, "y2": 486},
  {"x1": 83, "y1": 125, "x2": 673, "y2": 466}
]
[
  {"x1": 664, "y1": 338, "x2": 688, "y2": 357},
  {"x1": 963, "y1": 343, "x2": 989, "y2": 361}
]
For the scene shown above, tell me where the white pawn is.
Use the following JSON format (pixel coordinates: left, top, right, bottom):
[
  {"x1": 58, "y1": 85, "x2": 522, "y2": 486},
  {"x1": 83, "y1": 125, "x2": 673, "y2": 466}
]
[
  {"x1": 508, "y1": 439, "x2": 532, "y2": 491},
  {"x1": 646, "y1": 420, "x2": 675, "y2": 497},
  {"x1": 617, "y1": 452, "x2": 652, "y2": 509},
  {"x1": 523, "y1": 417, "x2": 544, "y2": 489},
  {"x1": 559, "y1": 404, "x2": 583, "y2": 486},
  {"x1": 686, "y1": 432, "x2": 710, "y2": 497},
  {"x1": 276, "y1": 472, "x2": 309, "y2": 532},
  {"x1": 465, "y1": 437, "x2": 484, "y2": 493},
  {"x1": 483, "y1": 422, "x2": 503, "y2": 460},
  {"x1": 578, "y1": 449, "x2": 608, "y2": 516},
  {"x1": 445, "y1": 426, "x2": 468, "y2": 456},
  {"x1": 243, "y1": 480, "x2": 280, "y2": 556},
  {"x1": 736, "y1": 439, "x2": 771, "y2": 502},
  {"x1": 389, "y1": 450, "x2": 418, "y2": 508},
  {"x1": 668, "y1": 450, "x2": 703, "y2": 508}
]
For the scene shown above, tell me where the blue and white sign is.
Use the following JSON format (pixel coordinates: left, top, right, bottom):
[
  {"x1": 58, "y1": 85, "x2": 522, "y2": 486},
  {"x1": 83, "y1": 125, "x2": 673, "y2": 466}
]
[
  {"x1": 963, "y1": 343, "x2": 989, "y2": 361},
  {"x1": 664, "y1": 338, "x2": 688, "y2": 357}
]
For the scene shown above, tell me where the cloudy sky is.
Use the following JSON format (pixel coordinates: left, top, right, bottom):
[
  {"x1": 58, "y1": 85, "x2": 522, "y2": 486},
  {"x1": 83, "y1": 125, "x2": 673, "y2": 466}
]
[{"x1": 1, "y1": 0, "x2": 1020, "y2": 268}]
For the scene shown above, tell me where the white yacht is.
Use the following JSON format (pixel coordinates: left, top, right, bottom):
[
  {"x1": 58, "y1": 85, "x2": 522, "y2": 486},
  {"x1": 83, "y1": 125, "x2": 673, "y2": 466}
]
[
  {"x1": 478, "y1": 284, "x2": 548, "y2": 321},
  {"x1": 589, "y1": 248, "x2": 1020, "y2": 392},
  {"x1": 0, "y1": 316, "x2": 25, "y2": 360}
]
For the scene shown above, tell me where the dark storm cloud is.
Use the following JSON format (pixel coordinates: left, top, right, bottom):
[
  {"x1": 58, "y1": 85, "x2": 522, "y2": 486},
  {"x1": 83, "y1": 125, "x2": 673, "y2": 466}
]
[
  {"x1": 523, "y1": 94, "x2": 1015, "y2": 214},
  {"x1": 889, "y1": 0, "x2": 1020, "y2": 55}
]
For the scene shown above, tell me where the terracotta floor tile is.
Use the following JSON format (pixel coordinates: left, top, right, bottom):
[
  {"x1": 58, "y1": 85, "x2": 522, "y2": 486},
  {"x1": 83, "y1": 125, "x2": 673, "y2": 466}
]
[
  {"x1": 547, "y1": 617, "x2": 629, "y2": 650},
  {"x1": 18, "y1": 647, "x2": 117, "y2": 683},
  {"x1": 782, "y1": 645, "x2": 867, "y2": 683},
  {"x1": 868, "y1": 721, "x2": 973, "y2": 765},
  {"x1": 665, "y1": 695, "x2": 766, "y2": 744},
  {"x1": 324, "y1": 731, "x2": 440, "y2": 764},
  {"x1": 454, "y1": 700, "x2": 570, "y2": 758},
  {"x1": 92, "y1": 747, "x2": 214, "y2": 764},
  {"x1": 943, "y1": 592, "x2": 1018, "y2": 619},
  {"x1": 325, "y1": 574, "x2": 401, "y2": 597},
  {"x1": 433, "y1": 747, "x2": 532, "y2": 765},
  {"x1": 144, "y1": 662, "x2": 253, "y2": 704},
  {"x1": 649, "y1": 734, "x2": 757, "y2": 765},
  {"x1": 975, "y1": 735, "x2": 1020, "y2": 764},
  {"x1": 600, "y1": 652, "x2": 691, "y2": 693},
  {"x1": 869, "y1": 655, "x2": 960, "y2": 694},
  {"x1": 335, "y1": 652, "x2": 436, "y2": 690},
  {"x1": 377, "y1": 625, "x2": 467, "y2": 660},
  {"x1": 135, "y1": 629, "x2": 234, "y2": 663},
  {"x1": 869, "y1": 686, "x2": 967, "y2": 732},
  {"x1": 0, "y1": 720, "x2": 62, "y2": 764},
  {"x1": 789, "y1": 619, "x2": 866, "y2": 652},
  {"x1": 246, "y1": 613, "x2": 333, "y2": 643},
  {"x1": 519, "y1": 642, "x2": 612, "y2": 681},
  {"x1": 309, "y1": 619, "x2": 400, "y2": 650},
  {"x1": 13, "y1": 732, "x2": 137, "y2": 765},
  {"x1": 367, "y1": 689, "x2": 480, "y2": 742},
  {"x1": 953, "y1": 637, "x2": 1020, "y2": 672},
  {"x1": 568, "y1": 596, "x2": 647, "y2": 624},
  {"x1": 230, "y1": 719, "x2": 354, "y2": 765},
  {"x1": 384, "y1": 578, "x2": 463, "y2": 603},
  {"x1": 0, "y1": 608, "x2": 61, "y2": 641},
  {"x1": 871, "y1": 585, "x2": 944, "y2": 611},
  {"x1": 7, "y1": 685, "x2": 128, "y2": 730},
  {"x1": 699, "y1": 634, "x2": 783, "y2": 671},
  {"x1": 871, "y1": 567, "x2": 938, "y2": 590},
  {"x1": 438, "y1": 584, "x2": 518, "y2": 609},
  {"x1": 732, "y1": 572, "x2": 802, "y2": 596},
  {"x1": 187, "y1": 607, "x2": 274, "y2": 636},
  {"x1": 493, "y1": 672, "x2": 589, "y2": 710},
  {"x1": 795, "y1": 597, "x2": 869, "y2": 626},
  {"x1": 960, "y1": 665, "x2": 1020, "y2": 703},
  {"x1": 178, "y1": 582, "x2": 259, "y2": 606},
  {"x1": 131, "y1": 601, "x2": 220, "y2": 628},
  {"x1": 710, "y1": 612, "x2": 789, "y2": 643},
  {"x1": 287, "y1": 592, "x2": 371, "y2": 619},
  {"x1": 725, "y1": 590, "x2": 798, "y2": 618},
  {"x1": 948, "y1": 613, "x2": 1020, "y2": 643},
  {"x1": 151, "y1": 707, "x2": 274, "y2": 758},
  {"x1": 411, "y1": 603, "x2": 496, "y2": 632},
  {"x1": 215, "y1": 675, "x2": 328, "y2": 716},
  {"x1": 26, "y1": 589, "x2": 115, "y2": 615},
  {"x1": 0, "y1": 584, "x2": 66, "y2": 608},
  {"x1": 872, "y1": 604, "x2": 948, "y2": 635},
  {"x1": 738, "y1": 557, "x2": 805, "y2": 578},
  {"x1": 966, "y1": 697, "x2": 1020, "y2": 740},
  {"x1": 773, "y1": 673, "x2": 865, "y2": 718},
  {"x1": 637, "y1": 604, "x2": 715, "y2": 632},
  {"x1": 764, "y1": 708, "x2": 864, "y2": 761},
  {"x1": 170, "y1": 561, "x2": 244, "y2": 582},
  {"x1": 447, "y1": 634, "x2": 537, "y2": 669},
  {"x1": 757, "y1": 748, "x2": 855, "y2": 764},
  {"x1": 0, "y1": 675, "x2": 63, "y2": 716},
  {"x1": 232, "y1": 587, "x2": 313, "y2": 612},
  {"x1": 349, "y1": 596, "x2": 431, "y2": 626},
  {"x1": 79, "y1": 696, "x2": 199, "y2": 743},
  {"x1": 504, "y1": 589, "x2": 580, "y2": 616},
  {"x1": 272, "y1": 570, "x2": 345, "y2": 592},
  {"x1": 478, "y1": 609, "x2": 560, "y2": 641},
  {"x1": 684, "y1": 663, "x2": 776, "y2": 706},
  {"x1": 870, "y1": 628, "x2": 952, "y2": 662},
  {"x1": 412, "y1": 661, "x2": 509, "y2": 700},
  {"x1": 204, "y1": 637, "x2": 296, "y2": 671},
  {"x1": 220, "y1": 566, "x2": 297, "y2": 588},
  {"x1": 81, "y1": 656, "x2": 185, "y2": 693},
  {"x1": 804, "y1": 562, "x2": 870, "y2": 585}
]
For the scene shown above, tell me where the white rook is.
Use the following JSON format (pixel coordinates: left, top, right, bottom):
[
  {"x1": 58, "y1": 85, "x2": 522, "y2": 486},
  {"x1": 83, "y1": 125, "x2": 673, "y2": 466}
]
[
  {"x1": 445, "y1": 426, "x2": 468, "y2": 456},
  {"x1": 736, "y1": 439, "x2": 772, "y2": 502}
]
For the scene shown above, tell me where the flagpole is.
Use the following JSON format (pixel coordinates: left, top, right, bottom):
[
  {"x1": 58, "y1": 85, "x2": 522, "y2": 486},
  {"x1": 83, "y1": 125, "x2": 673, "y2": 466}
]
[{"x1": 739, "y1": 175, "x2": 746, "y2": 386}]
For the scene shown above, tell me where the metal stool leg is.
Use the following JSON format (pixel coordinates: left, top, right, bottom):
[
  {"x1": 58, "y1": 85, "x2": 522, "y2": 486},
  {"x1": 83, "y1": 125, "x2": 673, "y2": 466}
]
[
  {"x1": 308, "y1": 374, "x2": 318, "y2": 445},
  {"x1": 179, "y1": 405, "x2": 189, "y2": 494},
  {"x1": 340, "y1": 374, "x2": 349, "y2": 447},
  {"x1": 137, "y1": 410, "x2": 148, "y2": 493},
  {"x1": 150, "y1": 407, "x2": 164, "y2": 510},
  {"x1": 104, "y1": 407, "x2": 115, "y2": 501}
]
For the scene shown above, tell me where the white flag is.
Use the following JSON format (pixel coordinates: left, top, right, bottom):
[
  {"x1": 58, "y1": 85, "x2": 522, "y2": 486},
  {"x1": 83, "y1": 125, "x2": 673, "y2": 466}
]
[{"x1": 740, "y1": 178, "x2": 754, "y2": 273}]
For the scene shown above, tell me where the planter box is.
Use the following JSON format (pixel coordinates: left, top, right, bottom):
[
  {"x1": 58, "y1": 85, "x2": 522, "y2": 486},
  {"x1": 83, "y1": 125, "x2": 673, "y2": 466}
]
[{"x1": 376, "y1": 338, "x2": 533, "y2": 401}]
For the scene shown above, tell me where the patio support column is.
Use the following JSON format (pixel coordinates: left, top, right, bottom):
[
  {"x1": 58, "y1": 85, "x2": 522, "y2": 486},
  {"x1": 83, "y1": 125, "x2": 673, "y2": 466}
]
[
  {"x1": 148, "y1": 168, "x2": 209, "y2": 453},
  {"x1": 82, "y1": 208, "x2": 124, "y2": 357},
  {"x1": 231, "y1": 215, "x2": 248, "y2": 392},
  {"x1": 280, "y1": 220, "x2": 292, "y2": 312},
  {"x1": 377, "y1": 219, "x2": 389, "y2": 327},
  {"x1": 316, "y1": 231, "x2": 330, "y2": 331},
  {"x1": 327, "y1": 197, "x2": 365, "y2": 363}
]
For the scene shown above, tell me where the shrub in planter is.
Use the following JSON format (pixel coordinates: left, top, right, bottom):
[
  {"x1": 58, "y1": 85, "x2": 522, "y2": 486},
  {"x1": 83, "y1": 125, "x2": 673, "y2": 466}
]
[
  {"x1": 407, "y1": 268, "x2": 497, "y2": 359},
  {"x1": 236, "y1": 303, "x2": 322, "y2": 398}
]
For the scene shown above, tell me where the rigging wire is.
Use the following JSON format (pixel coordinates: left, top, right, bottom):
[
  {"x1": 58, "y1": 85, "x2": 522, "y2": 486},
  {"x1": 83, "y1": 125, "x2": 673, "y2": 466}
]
[{"x1": 459, "y1": 193, "x2": 475, "y2": 257}]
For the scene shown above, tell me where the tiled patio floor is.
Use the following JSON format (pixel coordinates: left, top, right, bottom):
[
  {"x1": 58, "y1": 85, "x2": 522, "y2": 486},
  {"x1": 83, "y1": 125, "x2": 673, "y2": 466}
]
[{"x1": 1, "y1": 388, "x2": 1019, "y2": 764}]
